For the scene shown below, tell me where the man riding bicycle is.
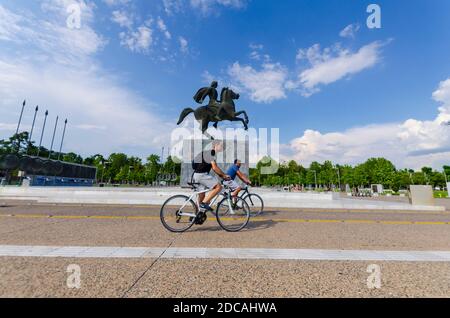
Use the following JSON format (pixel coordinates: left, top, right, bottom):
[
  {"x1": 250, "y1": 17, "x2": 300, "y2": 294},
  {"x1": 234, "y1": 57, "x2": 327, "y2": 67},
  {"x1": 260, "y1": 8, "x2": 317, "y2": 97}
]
[
  {"x1": 161, "y1": 141, "x2": 252, "y2": 232},
  {"x1": 192, "y1": 140, "x2": 230, "y2": 214},
  {"x1": 223, "y1": 159, "x2": 252, "y2": 199}
]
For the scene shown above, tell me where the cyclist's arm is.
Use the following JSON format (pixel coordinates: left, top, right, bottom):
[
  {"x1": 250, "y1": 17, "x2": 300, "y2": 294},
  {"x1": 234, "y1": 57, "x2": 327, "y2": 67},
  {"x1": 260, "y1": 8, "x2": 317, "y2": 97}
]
[
  {"x1": 237, "y1": 170, "x2": 251, "y2": 185},
  {"x1": 211, "y1": 161, "x2": 229, "y2": 180}
]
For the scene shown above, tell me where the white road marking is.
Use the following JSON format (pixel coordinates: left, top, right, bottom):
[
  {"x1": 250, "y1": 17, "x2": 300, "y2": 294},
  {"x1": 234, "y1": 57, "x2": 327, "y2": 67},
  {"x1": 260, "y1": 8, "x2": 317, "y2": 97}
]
[{"x1": 0, "y1": 245, "x2": 449, "y2": 262}]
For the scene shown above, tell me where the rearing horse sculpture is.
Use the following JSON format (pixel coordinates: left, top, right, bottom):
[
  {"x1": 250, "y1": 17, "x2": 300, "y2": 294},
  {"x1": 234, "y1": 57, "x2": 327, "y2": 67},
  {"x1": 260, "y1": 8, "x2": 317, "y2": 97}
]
[{"x1": 177, "y1": 88, "x2": 249, "y2": 134}]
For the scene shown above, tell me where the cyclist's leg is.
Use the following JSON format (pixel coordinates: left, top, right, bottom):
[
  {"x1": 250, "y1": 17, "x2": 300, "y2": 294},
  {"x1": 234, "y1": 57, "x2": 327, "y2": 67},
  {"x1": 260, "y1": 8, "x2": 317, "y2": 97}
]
[
  {"x1": 224, "y1": 180, "x2": 241, "y2": 199},
  {"x1": 203, "y1": 183, "x2": 222, "y2": 204},
  {"x1": 198, "y1": 192, "x2": 206, "y2": 206},
  {"x1": 194, "y1": 173, "x2": 221, "y2": 209},
  {"x1": 232, "y1": 187, "x2": 243, "y2": 198}
]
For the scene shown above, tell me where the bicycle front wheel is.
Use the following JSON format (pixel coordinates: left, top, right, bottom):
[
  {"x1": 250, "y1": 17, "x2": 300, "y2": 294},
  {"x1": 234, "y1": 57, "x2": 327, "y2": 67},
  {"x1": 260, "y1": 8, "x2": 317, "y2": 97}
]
[
  {"x1": 216, "y1": 196, "x2": 250, "y2": 232},
  {"x1": 160, "y1": 195, "x2": 197, "y2": 233},
  {"x1": 244, "y1": 193, "x2": 264, "y2": 217}
]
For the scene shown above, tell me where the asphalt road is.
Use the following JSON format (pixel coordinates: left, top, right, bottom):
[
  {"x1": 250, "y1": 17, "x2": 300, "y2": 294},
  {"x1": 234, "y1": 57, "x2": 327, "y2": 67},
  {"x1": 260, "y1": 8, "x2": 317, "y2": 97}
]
[{"x1": 0, "y1": 201, "x2": 449, "y2": 298}]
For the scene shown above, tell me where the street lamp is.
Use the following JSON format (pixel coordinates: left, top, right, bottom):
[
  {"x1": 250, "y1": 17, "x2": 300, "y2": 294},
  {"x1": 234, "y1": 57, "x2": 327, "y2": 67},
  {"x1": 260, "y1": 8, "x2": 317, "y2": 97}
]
[
  {"x1": 335, "y1": 167, "x2": 341, "y2": 191},
  {"x1": 409, "y1": 172, "x2": 414, "y2": 185},
  {"x1": 48, "y1": 116, "x2": 59, "y2": 159},
  {"x1": 128, "y1": 165, "x2": 134, "y2": 185},
  {"x1": 27, "y1": 105, "x2": 39, "y2": 154},
  {"x1": 101, "y1": 160, "x2": 110, "y2": 184},
  {"x1": 311, "y1": 170, "x2": 317, "y2": 190},
  {"x1": 37, "y1": 110, "x2": 49, "y2": 157}
]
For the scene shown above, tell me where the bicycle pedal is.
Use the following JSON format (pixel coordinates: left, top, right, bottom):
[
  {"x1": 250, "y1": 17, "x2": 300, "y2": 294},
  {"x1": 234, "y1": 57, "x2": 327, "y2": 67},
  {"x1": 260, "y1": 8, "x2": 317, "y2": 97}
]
[{"x1": 194, "y1": 212, "x2": 207, "y2": 225}]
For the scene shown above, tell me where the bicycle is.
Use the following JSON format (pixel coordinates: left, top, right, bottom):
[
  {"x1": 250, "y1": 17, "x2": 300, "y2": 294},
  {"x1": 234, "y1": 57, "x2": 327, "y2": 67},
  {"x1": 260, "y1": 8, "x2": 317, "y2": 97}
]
[
  {"x1": 239, "y1": 186, "x2": 264, "y2": 217},
  {"x1": 160, "y1": 180, "x2": 251, "y2": 233}
]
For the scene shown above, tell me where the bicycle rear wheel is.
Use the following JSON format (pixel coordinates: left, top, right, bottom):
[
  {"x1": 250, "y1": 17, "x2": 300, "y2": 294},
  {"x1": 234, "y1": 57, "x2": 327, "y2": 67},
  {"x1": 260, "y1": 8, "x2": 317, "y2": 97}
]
[
  {"x1": 216, "y1": 196, "x2": 250, "y2": 232},
  {"x1": 160, "y1": 195, "x2": 197, "y2": 232},
  {"x1": 244, "y1": 193, "x2": 264, "y2": 217}
]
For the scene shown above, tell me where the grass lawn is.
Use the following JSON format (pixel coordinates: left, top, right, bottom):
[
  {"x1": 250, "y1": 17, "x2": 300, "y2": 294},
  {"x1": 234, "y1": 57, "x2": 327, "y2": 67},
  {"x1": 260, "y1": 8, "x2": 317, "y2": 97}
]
[{"x1": 434, "y1": 190, "x2": 449, "y2": 198}]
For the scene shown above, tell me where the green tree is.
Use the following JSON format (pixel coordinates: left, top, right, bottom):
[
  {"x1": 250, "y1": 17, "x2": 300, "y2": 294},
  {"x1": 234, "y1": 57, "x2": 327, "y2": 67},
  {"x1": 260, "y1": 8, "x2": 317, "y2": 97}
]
[
  {"x1": 412, "y1": 172, "x2": 426, "y2": 185},
  {"x1": 443, "y1": 166, "x2": 450, "y2": 178},
  {"x1": 0, "y1": 132, "x2": 31, "y2": 155},
  {"x1": 107, "y1": 153, "x2": 128, "y2": 183},
  {"x1": 429, "y1": 171, "x2": 446, "y2": 189},
  {"x1": 63, "y1": 152, "x2": 83, "y2": 164},
  {"x1": 363, "y1": 158, "x2": 396, "y2": 187},
  {"x1": 146, "y1": 154, "x2": 161, "y2": 183}
]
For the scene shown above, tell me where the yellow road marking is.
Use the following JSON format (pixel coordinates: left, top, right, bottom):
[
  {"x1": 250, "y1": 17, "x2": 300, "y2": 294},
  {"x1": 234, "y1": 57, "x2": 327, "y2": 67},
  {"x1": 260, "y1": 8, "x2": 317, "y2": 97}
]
[
  {"x1": 343, "y1": 220, "x2": 378, "y2": 224},
  {"x1": 11, "y1": 214, "x2": 50, "y2": 219},
  {"x1": 0, "y1": 213, "x2": 449, "y2": 225},
  {"x1": 414, "y1": 221, "x2": 448, "y2": 225},
  {"x1": 9, "y1": 203, "x2": 450, "y2": 215}
]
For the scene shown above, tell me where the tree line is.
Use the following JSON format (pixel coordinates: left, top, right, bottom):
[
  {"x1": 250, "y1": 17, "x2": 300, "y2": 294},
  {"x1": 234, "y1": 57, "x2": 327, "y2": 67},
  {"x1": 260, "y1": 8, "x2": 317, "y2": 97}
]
[
  {"x1": 250, "y1": 157, "x2": 450, "y2": 192},
  {"x1": 1, "y1": 132, "x2": 448, "y2": 190},
  {"x1": 0, "y1": 132, "x2": 180, "y2": 185}
]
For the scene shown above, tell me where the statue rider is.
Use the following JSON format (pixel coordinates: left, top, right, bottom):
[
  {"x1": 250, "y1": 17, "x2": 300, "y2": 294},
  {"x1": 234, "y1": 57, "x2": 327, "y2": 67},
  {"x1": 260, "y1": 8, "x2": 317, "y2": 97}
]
[{"x1": 193, "y1": 81, "x2": 222, "y2": 122}]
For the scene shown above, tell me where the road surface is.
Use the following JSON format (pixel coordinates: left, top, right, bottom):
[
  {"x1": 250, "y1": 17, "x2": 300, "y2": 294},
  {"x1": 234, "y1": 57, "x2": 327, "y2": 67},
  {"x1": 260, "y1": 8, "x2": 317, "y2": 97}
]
[{"x1": 0, "y1": 201, "x2": 449, "y2": 298}]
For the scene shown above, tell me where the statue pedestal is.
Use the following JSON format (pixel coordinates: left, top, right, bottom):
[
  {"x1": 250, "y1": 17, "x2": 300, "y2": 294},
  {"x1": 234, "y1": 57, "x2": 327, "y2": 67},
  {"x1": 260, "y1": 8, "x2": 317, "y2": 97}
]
[{"x1": 180, "y1": 139, "x2": 250, "y2": 187}]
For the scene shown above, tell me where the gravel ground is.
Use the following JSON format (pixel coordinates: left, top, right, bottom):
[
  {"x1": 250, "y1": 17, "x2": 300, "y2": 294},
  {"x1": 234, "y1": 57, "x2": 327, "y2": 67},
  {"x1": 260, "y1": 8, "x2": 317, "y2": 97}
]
[
  {"x1": 0, "y1": 202, "x2": 448, "y2": 298},
  {"x1": 0, "y1": 257, "x2": 448, "y2": 298}
]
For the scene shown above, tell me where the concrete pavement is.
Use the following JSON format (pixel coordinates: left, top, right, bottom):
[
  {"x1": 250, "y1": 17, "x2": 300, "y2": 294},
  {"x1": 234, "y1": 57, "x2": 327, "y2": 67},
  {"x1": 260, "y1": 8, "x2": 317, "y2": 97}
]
[
  {"x1": 1, "y1": 257, "x2": 449, "y2": 298},
  {"x1": 0, "y1": 187, "x2": 445, "y2": 211},
  {"x1": 0, "y1": 202, "x2": 449, "y2": 297}
]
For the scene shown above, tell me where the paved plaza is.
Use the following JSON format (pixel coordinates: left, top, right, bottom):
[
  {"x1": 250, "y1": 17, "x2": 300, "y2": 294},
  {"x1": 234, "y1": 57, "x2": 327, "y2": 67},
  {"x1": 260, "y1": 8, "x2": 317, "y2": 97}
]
[{"x1": 0, "y1": 199, "x2": 449, "y2": 298}]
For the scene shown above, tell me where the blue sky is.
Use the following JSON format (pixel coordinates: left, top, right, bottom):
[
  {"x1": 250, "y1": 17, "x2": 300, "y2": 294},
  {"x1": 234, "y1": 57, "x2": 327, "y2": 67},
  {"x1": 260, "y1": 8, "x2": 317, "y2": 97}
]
[{"x1": 0, "y1": 0, "x2": 450, "y2": 169}]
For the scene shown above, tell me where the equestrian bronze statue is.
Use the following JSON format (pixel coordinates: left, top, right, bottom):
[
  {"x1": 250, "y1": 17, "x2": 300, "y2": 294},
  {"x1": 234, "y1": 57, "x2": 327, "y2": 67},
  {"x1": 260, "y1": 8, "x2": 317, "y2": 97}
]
[{"x1": 177, "y1": 81, "x2": 249, "y2": 134}]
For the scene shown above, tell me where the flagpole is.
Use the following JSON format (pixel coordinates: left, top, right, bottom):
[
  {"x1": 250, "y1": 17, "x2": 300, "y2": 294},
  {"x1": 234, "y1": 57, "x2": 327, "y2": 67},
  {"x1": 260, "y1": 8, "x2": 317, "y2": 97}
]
[
  {"x1": 58, "y1": 119, "x2": 68, "y2": 161},
  {"x1": 27, "y1": 105, "x2": 39, "y2": 154},
  {"x1": 48, "y1": 116, "x2": 59, "y2": 159},
  {"x1": 15, "y1": 100, "x2": 26, "y2": 152},
  {"x1": 37, "y1": 110, "x2": 49, "y2": 157}
]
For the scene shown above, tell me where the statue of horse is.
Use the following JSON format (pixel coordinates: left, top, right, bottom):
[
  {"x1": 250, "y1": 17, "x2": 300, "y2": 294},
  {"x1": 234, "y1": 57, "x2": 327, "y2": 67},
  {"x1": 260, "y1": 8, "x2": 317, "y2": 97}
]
[{"x1": 177, "y1": 88, "x2": 249, "y2": 134}]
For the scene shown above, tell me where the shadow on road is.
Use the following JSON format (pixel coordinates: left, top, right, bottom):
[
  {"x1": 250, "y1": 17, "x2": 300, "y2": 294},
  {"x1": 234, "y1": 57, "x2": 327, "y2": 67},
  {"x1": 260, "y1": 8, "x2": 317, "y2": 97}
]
[
  {"x1": 191, "y1": 218, "x2": 278, "y2": 233},
  {"x1": 255, "y1": 210, "x2": 279, "y2": 217}
]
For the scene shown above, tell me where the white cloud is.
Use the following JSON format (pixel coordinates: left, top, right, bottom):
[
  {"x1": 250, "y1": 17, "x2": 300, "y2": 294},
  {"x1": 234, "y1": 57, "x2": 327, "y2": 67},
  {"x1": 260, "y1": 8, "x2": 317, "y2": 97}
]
[
  {"x1": 248, "y1": 43, "x2": 270, "y2": 62},
  {"x1": 286, "y1": 78, "x2": 450, "y2": 170},
  {"x1": 339, "y1": 23, "x2": 360, "y2": 39},
  {"x1": 249, "y1": 43, "x2": 263, "y2": 50},
  {"x1": 163, "y1": 0, "x2": 183, "y2": 15},
  {"x1": 164, "y1": 0, "x2": 247, "y2": 15},
  {"x1": 157, "y1": 17, "x2": 171, "y2": 40},
  {"x1": 294, "y1": 41, "x2": 386, "y2": 97},
  {"x1": 179, "y1": 36, "x2": 189, "y2": 53},
  {"x1": 110, "y1": 9, "x2": 155, "y2": 54},
  {"x1": 228, "y1": 62, "x2": 288, "y2": 103},
  {"x1": 103, "y1": 0, "x2": 130, "y2": 7},
  {"x1": 221, "y1": 40, "x2": 387, "y2": 103},
  {"x1": 432, "y1": 78, "x2": 450, "y2": 121},
  {"x1": 0, "y1": 60, "x2": 171, "y2": 156},
  {"x1": 190, "y1": 0, "x2": 247, "y2": 13},
  {"x1": 111, "y1": 10, "x2": 133, "y2": 28},
  {"x1": 0, "y1": 5, "x2": 22, "y2": 41},
  {"x1": 0, "y1": 3, "x2": 105, "y2": 67},
  {"x1": 0, "y1": 2, "x2": 172, "y2": 157},
  {"x1": 0, "y1": 123, "x2": 18, "y2": 131},
  {"x1": 119, "y1": 24, "x2": 153, "y2": 53},
  {"x1": 111, "y1": 13, "x2": 174, "y2": 55}
]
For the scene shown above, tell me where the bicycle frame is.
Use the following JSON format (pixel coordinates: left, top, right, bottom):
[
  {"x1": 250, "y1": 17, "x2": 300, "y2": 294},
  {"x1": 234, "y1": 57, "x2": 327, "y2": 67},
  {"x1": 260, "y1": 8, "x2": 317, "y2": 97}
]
[
  {"x1": 238, "y1": 186, "x2": 250, "y2": 199},
  {"x1": 177, "y1": 186, "x2": 226, "y2": 218}
]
